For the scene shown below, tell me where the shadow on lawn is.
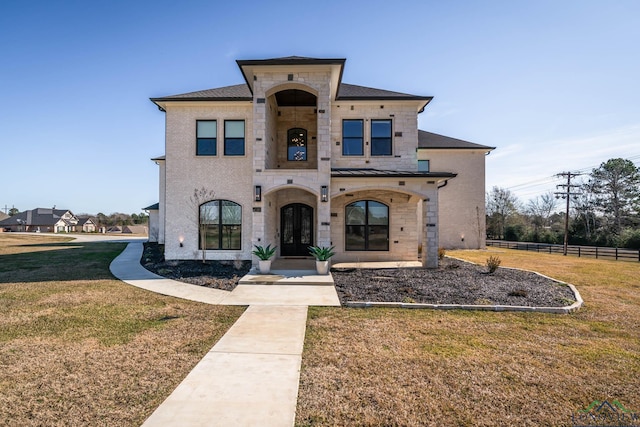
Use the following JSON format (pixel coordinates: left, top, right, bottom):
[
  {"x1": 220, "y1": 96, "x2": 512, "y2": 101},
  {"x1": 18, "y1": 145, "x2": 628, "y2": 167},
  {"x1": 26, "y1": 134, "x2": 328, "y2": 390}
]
[{"x1": 0, "y1": 241, "x2": 126, "y2": 283}]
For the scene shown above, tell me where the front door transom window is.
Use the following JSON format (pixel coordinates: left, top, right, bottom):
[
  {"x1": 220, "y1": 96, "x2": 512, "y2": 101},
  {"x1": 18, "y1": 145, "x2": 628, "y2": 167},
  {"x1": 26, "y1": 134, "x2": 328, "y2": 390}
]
[{"x1": 287, "y1": 128, "x2": 307, "y2": 161}]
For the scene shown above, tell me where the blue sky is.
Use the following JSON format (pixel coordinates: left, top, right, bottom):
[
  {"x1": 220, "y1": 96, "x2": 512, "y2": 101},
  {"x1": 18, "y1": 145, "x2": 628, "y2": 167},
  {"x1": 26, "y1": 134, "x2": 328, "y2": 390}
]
[{"x1": 1, "y1": 0, "x2": 639, "y2": 215}]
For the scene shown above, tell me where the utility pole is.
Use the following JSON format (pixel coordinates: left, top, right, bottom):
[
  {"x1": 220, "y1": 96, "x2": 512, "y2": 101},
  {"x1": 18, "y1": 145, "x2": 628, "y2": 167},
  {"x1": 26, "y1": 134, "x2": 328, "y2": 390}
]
[{"x1": 555, "y1": 172, "x2": 582, "y2": 256}]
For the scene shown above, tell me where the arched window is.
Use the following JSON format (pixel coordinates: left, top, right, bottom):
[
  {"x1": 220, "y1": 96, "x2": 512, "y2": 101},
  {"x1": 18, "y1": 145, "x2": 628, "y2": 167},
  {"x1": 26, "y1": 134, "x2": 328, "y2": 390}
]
[
  {"x1": 345, "y1": 200, "x2": 389, "y2": 251},
  {"x1": 287, "y1": 128, "x2": 307, "y2": 161},
  {"x1": 199, "y1": 200, "x2": 241, "y2": 250}
]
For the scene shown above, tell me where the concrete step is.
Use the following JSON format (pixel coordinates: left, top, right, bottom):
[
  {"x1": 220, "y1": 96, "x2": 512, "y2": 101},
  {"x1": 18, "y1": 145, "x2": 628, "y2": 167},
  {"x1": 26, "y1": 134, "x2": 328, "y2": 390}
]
[{"x1": 238, "y1": 270, "x2": 334, "y2": 286}]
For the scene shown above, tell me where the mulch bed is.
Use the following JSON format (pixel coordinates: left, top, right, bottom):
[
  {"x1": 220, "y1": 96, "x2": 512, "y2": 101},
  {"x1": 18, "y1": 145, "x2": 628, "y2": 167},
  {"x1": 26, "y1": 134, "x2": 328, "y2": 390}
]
[
  {"x1": 331, "y1": 258, "x2": 576, "y2": 307},
  {"x1": 140, "y1": 243, "x2": 251, "y2": 291},
  {"x1": 140, "y1": 243, "x2": 576, "y2": 307}
]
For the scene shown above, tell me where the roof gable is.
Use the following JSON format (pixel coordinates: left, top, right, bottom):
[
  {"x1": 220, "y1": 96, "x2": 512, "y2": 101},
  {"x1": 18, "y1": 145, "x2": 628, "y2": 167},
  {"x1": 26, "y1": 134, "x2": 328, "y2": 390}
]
[
  {"x1": 151, "y1": 56, "x2": 432, "y2": 110},
  {"x1": 0, "y1": 208, "x2": 76, "y2": 226}
]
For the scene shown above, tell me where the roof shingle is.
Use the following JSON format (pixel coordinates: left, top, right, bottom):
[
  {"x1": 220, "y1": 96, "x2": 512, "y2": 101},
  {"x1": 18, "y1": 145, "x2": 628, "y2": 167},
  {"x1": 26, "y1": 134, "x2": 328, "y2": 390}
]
[{"x1": 418, "y1": 130, "x2": 495, "y2": 150}]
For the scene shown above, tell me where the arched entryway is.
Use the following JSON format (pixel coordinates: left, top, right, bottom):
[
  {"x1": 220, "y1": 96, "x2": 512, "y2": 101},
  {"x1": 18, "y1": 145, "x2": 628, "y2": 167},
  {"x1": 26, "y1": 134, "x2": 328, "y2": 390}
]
[{"x1": 280, "y1": 203, "x2": 313, "y2": 256}]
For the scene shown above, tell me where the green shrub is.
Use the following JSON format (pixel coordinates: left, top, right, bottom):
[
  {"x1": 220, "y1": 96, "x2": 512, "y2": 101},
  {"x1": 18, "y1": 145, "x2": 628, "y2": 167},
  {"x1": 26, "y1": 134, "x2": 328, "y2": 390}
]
[
  {"x1": 620, "y1": 228, "x2": 640, "y2": 249},
  {"x1": 486, "y1": 255, "x2": 501, "y2": 274},
  {"x1": 308, "y1": 246, "x2": 336, "y2": 261},
  {"x1": 252, "y1": 244, "x2": 277, "y2": 260}
]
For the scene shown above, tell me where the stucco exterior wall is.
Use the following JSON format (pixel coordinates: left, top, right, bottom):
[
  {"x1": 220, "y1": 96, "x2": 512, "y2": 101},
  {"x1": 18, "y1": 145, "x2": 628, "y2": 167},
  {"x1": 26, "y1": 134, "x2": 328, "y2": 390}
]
[
  {"x1": 418, "y1": 149, "x2": 488, "y2": 249},
  {"x1": 157, "y1": 159, "x2": 166, "y2": 244},
  {"x1": 147, "y1": 210, "x2": 159, "y2": 242},
  {"x1": 163, "y1": 104, "x2": 254, "y2": 260}
]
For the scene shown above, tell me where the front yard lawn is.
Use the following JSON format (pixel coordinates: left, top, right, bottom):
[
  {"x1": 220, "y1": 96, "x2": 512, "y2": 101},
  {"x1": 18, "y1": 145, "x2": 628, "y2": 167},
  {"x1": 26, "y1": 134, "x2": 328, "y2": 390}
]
[
  {"x1": 0, "y1": 234, "x2": 244, "y2": 426},
  {"x1": 296, "y1": 248, "x2": 640, "y2": 426}
]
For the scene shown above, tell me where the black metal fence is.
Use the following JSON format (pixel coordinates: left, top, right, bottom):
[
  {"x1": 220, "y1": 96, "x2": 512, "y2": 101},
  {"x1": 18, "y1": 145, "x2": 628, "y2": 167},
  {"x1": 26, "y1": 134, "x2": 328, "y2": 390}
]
[{"x1": 486, "y1": 240, "x2": 640, "y2": 262}]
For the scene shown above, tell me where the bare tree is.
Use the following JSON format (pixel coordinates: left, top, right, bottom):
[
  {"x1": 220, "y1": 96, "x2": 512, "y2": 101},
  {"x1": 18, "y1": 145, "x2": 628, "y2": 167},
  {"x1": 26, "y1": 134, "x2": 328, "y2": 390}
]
[
  {"x1": 190, "y1": 187, "x2": 216, "y2": 264},
  {"x1": 486, "y1": 186, "x2": 521, "y2": 239},
  {"x1": 526, "y1": 191, "x2": 557, "y2": 233},
  {"x1": 574, "y1": 178, "x2": 599, "y2": 240}
]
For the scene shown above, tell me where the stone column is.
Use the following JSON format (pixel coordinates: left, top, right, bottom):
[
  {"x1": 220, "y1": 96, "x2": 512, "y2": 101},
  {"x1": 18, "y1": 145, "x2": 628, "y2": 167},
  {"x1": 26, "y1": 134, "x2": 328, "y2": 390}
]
[{"x1": 422, "y1": 189, "x2": 439, "y2": 268}]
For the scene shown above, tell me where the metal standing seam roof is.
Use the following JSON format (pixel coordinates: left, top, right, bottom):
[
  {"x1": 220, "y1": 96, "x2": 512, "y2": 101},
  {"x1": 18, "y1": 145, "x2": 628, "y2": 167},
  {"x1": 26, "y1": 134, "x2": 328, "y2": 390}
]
[{"x1": 331, "y1": 168, "x2": 456, "y2": 179}]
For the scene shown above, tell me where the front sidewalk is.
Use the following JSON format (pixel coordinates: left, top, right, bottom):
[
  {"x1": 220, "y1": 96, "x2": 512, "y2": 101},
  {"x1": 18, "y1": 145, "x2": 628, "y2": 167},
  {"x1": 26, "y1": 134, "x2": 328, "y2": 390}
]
[
  {"x1": 141, "y1": 305, "x2": 308, "y2": 426},
  {"x1": 109, "y1": 242, "x2": 339, "y2": 426}
]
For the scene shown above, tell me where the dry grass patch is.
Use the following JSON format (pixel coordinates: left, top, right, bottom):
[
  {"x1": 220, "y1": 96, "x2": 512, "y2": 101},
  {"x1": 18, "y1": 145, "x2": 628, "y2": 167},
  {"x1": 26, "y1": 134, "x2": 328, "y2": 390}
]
[
  {"x1": 296, "y1": 249, "x2": 640, "y2": 426},
  {"x1": 0, "y1": 235, "x2": 244, "y2": 426}
]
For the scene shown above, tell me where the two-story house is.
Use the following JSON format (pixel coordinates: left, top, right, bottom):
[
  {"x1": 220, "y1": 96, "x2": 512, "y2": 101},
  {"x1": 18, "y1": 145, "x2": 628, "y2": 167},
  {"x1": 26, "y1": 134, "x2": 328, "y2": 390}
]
[{"x1": 150, "y1": 56, "x2": 494, "y2": 268}]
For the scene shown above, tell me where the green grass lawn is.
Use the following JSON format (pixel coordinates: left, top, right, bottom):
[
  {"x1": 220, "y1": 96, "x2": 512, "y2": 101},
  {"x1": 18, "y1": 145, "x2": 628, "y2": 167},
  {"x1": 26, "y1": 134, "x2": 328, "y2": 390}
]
[
  {"x1": 0, "y1": 234, "x2": 244, "y2": 426},
  {"x1": 296, "y1": 248, "x2": 640, "y2": 426}
]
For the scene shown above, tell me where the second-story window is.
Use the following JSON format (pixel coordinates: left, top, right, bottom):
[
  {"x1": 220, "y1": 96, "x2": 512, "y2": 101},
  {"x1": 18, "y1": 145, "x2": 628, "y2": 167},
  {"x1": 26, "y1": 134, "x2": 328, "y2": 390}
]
[
  {"x1": 371, "y1": 119, "x2": 392, "y2": 156},
  {"x1": 342, "y1": 119, "x2": 363, "y2": 156},
  {"x1": 418, "y1": 160, "x2": 430, "y2": 172},
  {"x1": 287, "y1": 128, "x2": 307, "y2": 161},
  {"x1": 224, "y1": 120, "x2": 245, "y2": 156},
  {"x1": 196, "y1": 120, "x2": 217, "y2": 156}
]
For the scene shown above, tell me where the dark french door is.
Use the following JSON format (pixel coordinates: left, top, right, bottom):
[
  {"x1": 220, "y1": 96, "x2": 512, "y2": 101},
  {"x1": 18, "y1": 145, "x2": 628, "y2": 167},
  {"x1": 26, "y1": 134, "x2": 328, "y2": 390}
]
[{"x1": 280, "y1": 203, "x2": 313, "y2": 256}]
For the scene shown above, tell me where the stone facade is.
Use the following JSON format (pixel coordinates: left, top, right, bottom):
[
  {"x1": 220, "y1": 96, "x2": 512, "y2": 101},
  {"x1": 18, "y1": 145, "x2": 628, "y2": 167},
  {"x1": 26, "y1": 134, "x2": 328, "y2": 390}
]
[{"x1": 151, "y1": 56, "x2": 493, "y2": 267}]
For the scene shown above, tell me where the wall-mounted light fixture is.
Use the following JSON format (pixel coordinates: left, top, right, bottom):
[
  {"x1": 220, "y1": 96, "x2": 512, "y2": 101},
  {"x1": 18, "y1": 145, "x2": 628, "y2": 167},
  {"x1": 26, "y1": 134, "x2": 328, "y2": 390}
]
[
  {"x1": 254, "y1": 185, "x2": 262, "y2": 202},
  {"x1": 460, "y1": 234, "x2": 465, "y2": 242},
  {"x1": 321, "y1": 186, "x2": 328, "y2": 202},
  {"x1": 179, "y1": 236, "x2": 184, "y2": 247}
]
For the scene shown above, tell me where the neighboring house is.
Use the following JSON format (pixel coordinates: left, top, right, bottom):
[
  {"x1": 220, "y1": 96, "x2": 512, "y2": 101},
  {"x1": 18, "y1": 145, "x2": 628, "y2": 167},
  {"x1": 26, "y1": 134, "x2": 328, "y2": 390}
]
[
  {"x1": 150, "y1": 56, "x2": 494, "y2": 267},
  {"x1": 0, "y1": 212, "x2": 9, "y2": 222},
  {"x1": 76, "y1": 216, "x2": 97, "y2": 233},
  {"x1": 122, "y1": 225, "x2": 148, "y2": 235},
  {"x1": 0, "y1": 208, "x2": 79, "y2": 233},
  {"x1": 143, "y1": 203, "x2": 160, "y2": 242}
]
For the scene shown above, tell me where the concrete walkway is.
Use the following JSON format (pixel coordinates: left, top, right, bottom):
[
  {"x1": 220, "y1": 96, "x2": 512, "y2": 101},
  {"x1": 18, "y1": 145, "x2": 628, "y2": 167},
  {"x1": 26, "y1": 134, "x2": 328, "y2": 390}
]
[
  {"x1": 141, "y1": 305, "x2": 307, "y2": 426},
  {"x1": 110, "y1": 243, "x2": 340, "y2": 306},
  {"x1": 108, "y1": 242, "x2": 339, "y2": 426}
]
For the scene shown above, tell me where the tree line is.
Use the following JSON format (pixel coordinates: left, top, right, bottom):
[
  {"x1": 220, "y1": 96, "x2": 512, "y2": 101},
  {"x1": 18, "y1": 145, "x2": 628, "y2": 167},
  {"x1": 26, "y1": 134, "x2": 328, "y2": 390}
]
[
  {"x1": 93, "y1": 212, "x2": 149, "y2": 227},
  {"x1": 486, "y1": 158, "x2": 640, "y2": 249}
]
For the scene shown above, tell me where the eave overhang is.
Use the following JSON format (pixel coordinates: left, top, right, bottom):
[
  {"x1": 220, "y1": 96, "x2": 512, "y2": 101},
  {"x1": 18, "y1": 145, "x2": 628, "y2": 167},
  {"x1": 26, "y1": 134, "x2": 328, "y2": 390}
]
[{"x1": 237, "y1": 57, "x2": 346, "y2": 99}]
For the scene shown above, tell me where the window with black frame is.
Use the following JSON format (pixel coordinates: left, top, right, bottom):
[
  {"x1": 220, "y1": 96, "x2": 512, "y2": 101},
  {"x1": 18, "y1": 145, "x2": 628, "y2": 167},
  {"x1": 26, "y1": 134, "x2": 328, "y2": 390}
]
[
  {"x1": 224, "y1": 120, "x2": 245, "y2": 156},
  {"x1": 342, "y1": 119, "x2": 364, "y2": 156},
  {"x1": 345, "y1": 200, "x2": 389, "y2": 251},
  {"x1": 371, "y1": 119, "x2": 392, "y2": 155},
  {"x1": 199, "y1": 200, "x2": 241, "y2": 250},
  {"x1": 196, "y1": 120, "x2": 217, "y2": 155}
]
